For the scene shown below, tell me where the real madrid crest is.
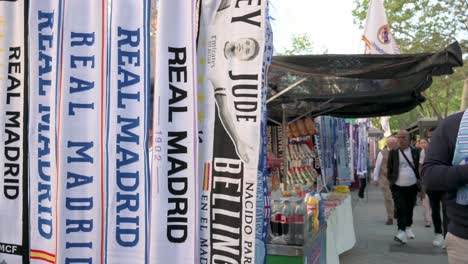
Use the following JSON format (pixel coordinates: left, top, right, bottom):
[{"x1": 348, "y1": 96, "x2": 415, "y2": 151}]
[{"x1": 377, "y1": 24, "x2": 390, "y2": 45}]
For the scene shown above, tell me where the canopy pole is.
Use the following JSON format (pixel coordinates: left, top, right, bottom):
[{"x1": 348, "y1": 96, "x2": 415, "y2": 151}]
[
  {"x1": 267, "y1": 78, "x2": 307, "y2": 104},
  {"x1": 267, "y1": 118, "x2": 281, "y2": 126},
  {"x1": 288, "y1": 98, "x2": 335, "y2": 124},
  {"x1": 281, "y1": 103, "x2": 289, "y2": 187}
]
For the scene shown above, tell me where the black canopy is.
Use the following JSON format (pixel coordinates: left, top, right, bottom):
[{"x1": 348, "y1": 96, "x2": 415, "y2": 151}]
[{"x1": 267, "y1": 42, "x2": 463, "y2": 123}]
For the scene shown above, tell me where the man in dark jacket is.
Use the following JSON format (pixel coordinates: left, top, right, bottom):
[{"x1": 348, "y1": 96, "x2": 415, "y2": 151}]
[
  {"x1": 423, "y1": 112, "x2": 468, "y2": 263},
  {"x1": 388, "y1": 130, "x2": 420, "y2": 244}
]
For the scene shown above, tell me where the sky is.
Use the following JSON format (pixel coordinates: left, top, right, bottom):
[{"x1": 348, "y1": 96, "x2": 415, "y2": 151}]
[{"x1": 270, "y1": 0, "x2": 365, "y2": 55}]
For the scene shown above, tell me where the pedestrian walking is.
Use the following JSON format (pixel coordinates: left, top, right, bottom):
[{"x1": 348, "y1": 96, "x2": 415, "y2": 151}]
[
  {"x1": 421, "y1": 127, "x2": 449, "y2": 248},
  {"x1": 418, "y1": 138, "x2": 433, "y2": 228},
  {"x1": 423, "y1": 112, "x2": 468, "y2": 263},
  {"x1": 373, "y1": 136, "x2": 397, "y2": 225},
  {"x1": 388, "y1": 130, "x2": 420, "y2": 244}
]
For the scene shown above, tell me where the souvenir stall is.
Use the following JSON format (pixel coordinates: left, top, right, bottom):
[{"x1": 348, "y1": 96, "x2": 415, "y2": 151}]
[
  {"x1": 0, "y1": 1, "x2": 463, "y2": 263},
  {"x1": 264, "y1": 42, "x2": 463, "y2": 264},
  {"x1": 266, "y1": 115, "x2": 359, "y2": 264}
]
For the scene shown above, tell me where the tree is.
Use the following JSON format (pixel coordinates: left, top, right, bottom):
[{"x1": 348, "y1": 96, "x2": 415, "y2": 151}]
[
  {"x1": 282, "y1": 33, "x2": 314, "y2": 55},
  {"x1": 353, "y1": 0, "x2": 468, "y2": 131}
]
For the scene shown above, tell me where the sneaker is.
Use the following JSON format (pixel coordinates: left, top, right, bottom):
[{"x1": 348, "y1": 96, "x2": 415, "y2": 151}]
[
  {"x1": 433, "y1": 234, "x2": 444, "y2": 247},
  {"x1": 406, "y1": 228, "x2": 415, "y2": 239},
  {"x1": 385, "y1": 219, "x2": 393, "y2": 225},
  {"x1": 425, "y1": 221, "x2": 431, "y2": 228},
  {"x1": 394, "y1": 230, "x2": 408, "y2": 244}
]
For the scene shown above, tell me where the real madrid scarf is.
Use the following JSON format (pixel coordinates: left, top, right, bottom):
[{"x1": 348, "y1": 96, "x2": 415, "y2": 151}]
[
  {"x1": 0, "y1": 0, "x2": 29, "y2": 263},
  {"x1": 106, "y1": 0, "x2": 151, "y2": 263},
  {"x1": 256, "y1": 10, "x2": 273, "y2": 264},
  {"x1": 28, "y1": 1, "x2": 61, "y2": 263},
  {"x1": 56, "y1": 0, "x2": 107, "y2": 262},
  {"x1": 150, "y1": 1, "x2": 199, "y2": 263}
]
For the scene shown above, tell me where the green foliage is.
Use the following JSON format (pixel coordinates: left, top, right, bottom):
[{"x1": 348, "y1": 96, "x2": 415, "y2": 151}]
[
  {"x1": 282, "y1": 33, "x2": 314, "y2": 55},
  {"x1": 353, "y1": 0, "x2": 468, "y2": 131}
]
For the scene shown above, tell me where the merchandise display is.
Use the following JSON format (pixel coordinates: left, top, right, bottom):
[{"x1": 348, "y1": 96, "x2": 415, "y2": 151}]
[
  {"x1": 0, "y1": 0, "x2": 463, "y2": 263},
  {"x1": 267, "y1": 116, "x2": 359, "y2": 264}
]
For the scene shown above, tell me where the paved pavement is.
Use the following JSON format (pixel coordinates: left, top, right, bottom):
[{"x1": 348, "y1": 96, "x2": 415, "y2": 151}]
[{"x1": 339, "y1": 184, "x2": 448, "y2": 264}]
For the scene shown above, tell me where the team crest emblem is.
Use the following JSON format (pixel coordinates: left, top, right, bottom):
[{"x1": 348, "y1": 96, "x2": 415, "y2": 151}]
[{"x1": 377, "y1": 24, "x2": 390, "y2": 45}]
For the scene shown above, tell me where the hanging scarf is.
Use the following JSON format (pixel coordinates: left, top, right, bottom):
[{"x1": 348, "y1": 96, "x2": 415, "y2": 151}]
[
  {"x1": 356, "y1": 122, "x2": 369, "y2": 176},
  {"x1": 28, "y1": 1, "x2": 61, "y2": 262},
  {"x1": 257, "y1": 10, "x2": 273, "y2": 264},
  {"x1": 56, "y1": 1, "x2": 106, "y2": 262},
  {"x1": 336, "y1": 118, "x2": 351, "y2": 183},
  {"x1": 150, "y1": 1, "x2": 198, "y2": 263},
  {"x1": 0, "y1": 1, "x2": 28, "y2": 263},
  {"x1": 197, "y1": 1, "x2": 267, "y2": 263},
  {"x1": 453, "y1": 110, "x2": 468, "y2": 205},
  {"x1": 107, "y1": 1, "x2": 150, "y2": 263}
]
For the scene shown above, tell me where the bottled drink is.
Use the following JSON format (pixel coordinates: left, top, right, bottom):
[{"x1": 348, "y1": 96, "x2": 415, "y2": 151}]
[
  {"x1": 312, "y1": 194, "x2": 320, "y2": 233},
  {"x1": 270, "y1": 200, "x2": 283, "y2": 237},
  {"x1": 280, "y1": 199, "x2": 294, "y2": 243},
  {"x1": 294, "y1": 199, "x2": 306, "y2": 245},
  {"x1": 306, "y1": 193, "x2": 319, "y2": 233}
]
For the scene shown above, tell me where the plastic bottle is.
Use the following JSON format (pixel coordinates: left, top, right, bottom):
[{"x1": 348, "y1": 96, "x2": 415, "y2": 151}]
[
  {"x1": 318, "y1": 193, "x2": 325, "y2": 224},
  {"x1": 306, "y1": 193, "x2": 319, "y2": 234},
  {"x1": 280, "y1": 199, "x2": 294, "y2": 244},
  {"x1": 305, "y1": 192, "x2": 314, "y2": 234},
  {"x1": 313, "y1": 194, "x2": 321, "y2": 232},
  {"x1": 270, "y1": 200, "x2": 283, "y2": 238},
  {"x1": 294, "y1": 199, "x2": 306, "y2": 245}
]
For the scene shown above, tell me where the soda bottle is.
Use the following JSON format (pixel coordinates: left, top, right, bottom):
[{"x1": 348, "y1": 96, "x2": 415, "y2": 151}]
[
  {"x1": 270, "y1": 200, "x2": 283, "y2": 237},
  {"x1": 280, "y1": 199, "x2": 294, "y2": 244},
  {"x1": 294, "y1": 199, "x2": 306, "y2": 245}
]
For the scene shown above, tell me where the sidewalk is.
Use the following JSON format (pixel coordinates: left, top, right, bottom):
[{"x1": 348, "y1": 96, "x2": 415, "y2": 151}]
[{"x1": 339, "y1": 184, "x2": 448, "y2": 264}]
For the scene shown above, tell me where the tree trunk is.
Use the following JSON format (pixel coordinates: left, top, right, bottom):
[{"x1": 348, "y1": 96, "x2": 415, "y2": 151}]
[
  {"x1": 426, "y1": 96, "x2": 443, "y2": 120},
  {"x1": 444, "y1": 79, "x2": 451, "y2": 118},
  {"x1": 460, "y1": 77, "x2": 468, "y2": 111}
]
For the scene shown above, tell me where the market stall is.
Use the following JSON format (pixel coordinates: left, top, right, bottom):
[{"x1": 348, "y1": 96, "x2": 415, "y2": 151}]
[
  {"x1": 0, "y1": 0, "x2": 463, "y2": 263},
  {"x1": 265, "y1": 42, "x2": 463, "y2": 263}
]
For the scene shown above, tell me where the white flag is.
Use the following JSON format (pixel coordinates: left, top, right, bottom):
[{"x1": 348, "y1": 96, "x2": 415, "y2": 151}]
[
  {"x1": 362, "y1": 0, "x2": 400, "y2": 55},
  {"x1": 150, "y1": 1, "x2": 199, "y2": 263},
  {"x1": 57, "y1": 1, "x2": 106, "y2": 262},
  {"x1": 380, "y1": 116, "x2": 392, "y2": 137},
  {"x1": 363, "y1": 0, "x2": 399, "y2": 134},
  {"x1": 105, "y1": 0, "x2": 151, "y2": 263},
  {"x1": 28, "y1": 1, "x2": 62, "y2": 263},
  {"x1": 0, "y1": 1, "x2": 27, "y2": 263}
]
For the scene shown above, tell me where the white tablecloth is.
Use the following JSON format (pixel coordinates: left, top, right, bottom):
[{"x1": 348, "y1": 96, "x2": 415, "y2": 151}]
[{"x1": 325, "y1": 195, "x2": 356, "y2": 264}]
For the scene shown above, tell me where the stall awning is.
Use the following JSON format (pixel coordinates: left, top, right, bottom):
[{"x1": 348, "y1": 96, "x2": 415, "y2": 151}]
[{"x1": 267, "y1": 42, "x2": 463, "y2": 123}]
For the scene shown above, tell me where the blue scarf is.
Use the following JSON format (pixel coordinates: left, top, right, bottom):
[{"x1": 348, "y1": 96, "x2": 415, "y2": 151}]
[{"x1": 453, "y1": 110, "x2": 468, "y2": 205}]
